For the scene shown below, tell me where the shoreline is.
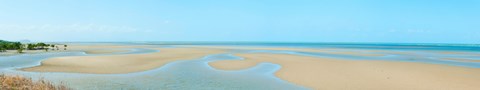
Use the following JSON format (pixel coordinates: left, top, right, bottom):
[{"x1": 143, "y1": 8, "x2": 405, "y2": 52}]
[
  {"x1": 22, "y1": 47, "x2": 226, "y2": 74},
  {"x1": 185, "y1": 45, "x2": 388, "y2": 57},
  {"x1": 209, "y1": 53, "x2": 480, "y2": 89},
  {"x1": 10, "y1": 45, "x2": 480, "y2": 89},
  {"x1": 0, "y1": 44, "x2": 150, "y2": 56}
]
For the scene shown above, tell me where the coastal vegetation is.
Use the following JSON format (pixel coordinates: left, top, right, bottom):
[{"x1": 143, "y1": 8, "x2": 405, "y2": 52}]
[
  {"x1": 0, "y1": 74, "x2": 70, "y2": 90},
  {"x1": 0, "y1": 40, "x2": 22, "y2": 51},
  {"x1": 0, "y1": 40, "x2": 67, "y2": 54},
  {"x1": 17, "y1": 46, "x2": 24, "y2": 53},
  {"x1": 0, "y1": 47, "x2": 5, "y2": 52}
]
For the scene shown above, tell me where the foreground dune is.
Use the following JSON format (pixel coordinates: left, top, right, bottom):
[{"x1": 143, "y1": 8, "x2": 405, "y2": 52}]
[
  {"x1": 23, "y1": 47, "x2": 225, "y2": 74},
  {"x1": 209, "y1": 53, "x2": 480, "y2": 90}
]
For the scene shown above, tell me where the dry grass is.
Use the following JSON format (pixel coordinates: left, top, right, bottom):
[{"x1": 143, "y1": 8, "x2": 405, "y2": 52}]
[{"x1": 0, "y1": 74, "x2": 70, "y2": 90}]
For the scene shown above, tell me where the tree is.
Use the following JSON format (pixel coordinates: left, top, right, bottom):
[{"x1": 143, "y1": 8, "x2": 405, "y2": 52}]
[
  {"x1": 50, "y1": 45, "x2": 55, "y2": 50},
  {"x1": 17, "y1": 48, "x2": 24, "y2": 53},
  {"x1": 12, "y1": 42, "x2": 22, "y2": 50},
  {"x1": 6, "y1": 44, "x2": 14, "y2": 49},
  {"x1": 0, "y1": 44, "x2": 6, "y2": 52},
  {"x1": 0, "y1": 48, "x2": 6, "y2": 52},
  {"x1": 64, "y1": 45, "x2": 68, "y2": 50},
  {"x1": 0, "y1": 40, "x2": 51, "y2": 53},
  {"x1": 36, "y1": 43, "x2": 47, "y2": 49},
  {"x1": 17, "y1": 44, "x2": 24, "y2": 53},
  {"x1": 0, "y1": 43, "x2": 6, "y2": 50},
  {"x1": 27, "y1": 44, "x2": 36, "y2": 50}
]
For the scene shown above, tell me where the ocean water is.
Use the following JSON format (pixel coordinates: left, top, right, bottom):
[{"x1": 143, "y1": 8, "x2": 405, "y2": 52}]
[{"x1": 1, "y1": 43, "x2": 480, "y2": 89}]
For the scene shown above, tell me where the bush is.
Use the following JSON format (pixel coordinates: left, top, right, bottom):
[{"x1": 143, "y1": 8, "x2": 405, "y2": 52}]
[
  {"x1": 0, "y1": 48, "x2": 6, "y2": 52},
  {"x1": 17, "y1": 48, "x2": 24, "y2": 53},
  {"x1": 0, "y1": 74, "x2": 70, "y2": 90}
]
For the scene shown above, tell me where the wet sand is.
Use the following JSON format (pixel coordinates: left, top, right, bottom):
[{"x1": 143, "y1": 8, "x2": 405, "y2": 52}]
[
  {"x1": 23, "y1": 47, "x2": 226, "y2": 74},
  {"x1": 433, "y1": 51, "x2": 480, "y2": 56},
  {"x1": 442, "y1": 58, "x2": 480, "y2": 62},
  {"x1": 209, "y1": 53, "x2": 480, "y2": 90},
  {"x1": 0, "y1": 50, "x2": 61, "y2": 56},
  {"x1": 188, "y1": 46, "x2": 386, "y2": 56},
  {"x1": 0, "y1": 44, "x2": 149, "y2": 56},
  {"x1": 67, "y1": 44, "x2": 154, "y2": 54},
  {"x1": 19, "y1": 45, "x2": 480, "y2": 89},
  {"x1": 83, "y1": 49, "x2": 131, "y2": 54}
]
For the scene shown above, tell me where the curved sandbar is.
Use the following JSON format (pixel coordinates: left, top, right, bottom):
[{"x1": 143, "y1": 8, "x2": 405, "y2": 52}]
[
  {"x1": 23, "y1": 47, "x2": 225, "y2": 74},
  {"x1": 209, "y1": 53, "x2": 480, "y2": 90}
]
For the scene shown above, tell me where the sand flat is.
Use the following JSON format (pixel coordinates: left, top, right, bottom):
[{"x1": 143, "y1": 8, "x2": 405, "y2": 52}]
[
  {"x1": 209, "y1": 53, "x2": 480, "y2": 90},
  {"x1": 68, "y1": 44, "x2": 154, "y2": 54},
  {"x1": 83, "y1": 49, "x2": 131, "y2": 54},
  {"x1": 189, "y1": 46, "x2": 386, "y2": 56},
  {"x1": 442, "y1": 58, "x2": 480, "y2": 62},
  {"x1": 432, "y1": 51, "x2": 480, "y2": 56},
  {"x1": 23, "y1": 47, "x2": 225, "y2": 74},
  {"x1": 0, "y1": 44, "x2": 151, "y2": 56}
]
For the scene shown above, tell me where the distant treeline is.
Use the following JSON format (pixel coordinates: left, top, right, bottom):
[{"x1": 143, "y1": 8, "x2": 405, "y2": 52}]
[
  {"x1": 0, "y1": 40, "x2": 66, "y2": 53},
  {"x1": 0, "y1": 40, "x2": 22, "y2": 51}
]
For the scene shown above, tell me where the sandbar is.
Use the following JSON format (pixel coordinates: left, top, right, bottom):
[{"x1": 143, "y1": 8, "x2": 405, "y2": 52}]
[
  {"x1": 188, "y1": 46, "x2": 386, "y2": 56},
  {"x1": 209, "y1": 53, "x2": 480, "y2": 90},
  {"x1": 68, "y1": 44, "x2": 154, "y2": 54},
  {"x1": 442, "y1": 58, "x2": 480, "y2": 62},
  {"x1": 23, "y1": 47, "x2": 225, "y2": 74}
]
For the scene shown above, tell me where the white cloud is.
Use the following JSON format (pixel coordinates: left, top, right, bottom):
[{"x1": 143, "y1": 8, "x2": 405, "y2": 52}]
[
  {"x1": 0, "y1": 24, "x2": 159, "y2": 41},
  {"x1": 0, "y1": 24, "x2": 148, "y2": 34}
]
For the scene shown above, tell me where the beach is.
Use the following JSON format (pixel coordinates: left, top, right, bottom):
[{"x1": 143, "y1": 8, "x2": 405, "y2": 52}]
[
  {"x1": 3, "y1": 44, "x2": 480, "y2": 89},
  {"x1": 23, "y1": 46, "x2": 226, "y2": 74},
  {"x1": 209, "y1": 53, "x2": 480, "y2": 90},
  {"x1": 189, "y1": 45, "x2": 387, "y2": 56},
  {"x1": 2, "y1": 0, "x2": 477, "y2": 89},
  {"x1": 0, "y1": 44, "x2": 150, "y2": 56}
]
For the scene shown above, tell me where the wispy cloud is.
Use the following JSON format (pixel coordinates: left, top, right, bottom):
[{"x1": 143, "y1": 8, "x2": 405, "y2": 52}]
[
  {"x1": 0, "y1": 23, "x2": 148, "y2": 34},
  {"x1": 0, "y1": 23, "x2": 158, "y2": 41}
]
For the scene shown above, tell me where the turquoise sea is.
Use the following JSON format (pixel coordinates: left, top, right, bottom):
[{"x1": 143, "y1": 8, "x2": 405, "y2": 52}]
[{"x1": 1, "y1": 42, "x2": 480, "y2": 89}]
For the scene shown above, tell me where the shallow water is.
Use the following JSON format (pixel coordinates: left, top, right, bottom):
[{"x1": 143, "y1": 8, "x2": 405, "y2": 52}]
[
  {"x1": 0, "y1": 48, "x2": 306, "y2": 90},
  {"x1": 1, "y1": 44, "x2": 480, "y2": 89},
  {"x1": 244, "y1": 49, "x2": 480, "y2": 68}
]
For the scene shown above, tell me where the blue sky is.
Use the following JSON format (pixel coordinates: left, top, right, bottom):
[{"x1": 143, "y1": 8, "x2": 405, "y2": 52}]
[{"x1": 0, "y1": 0, "x2": 479, "y2": 43}]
